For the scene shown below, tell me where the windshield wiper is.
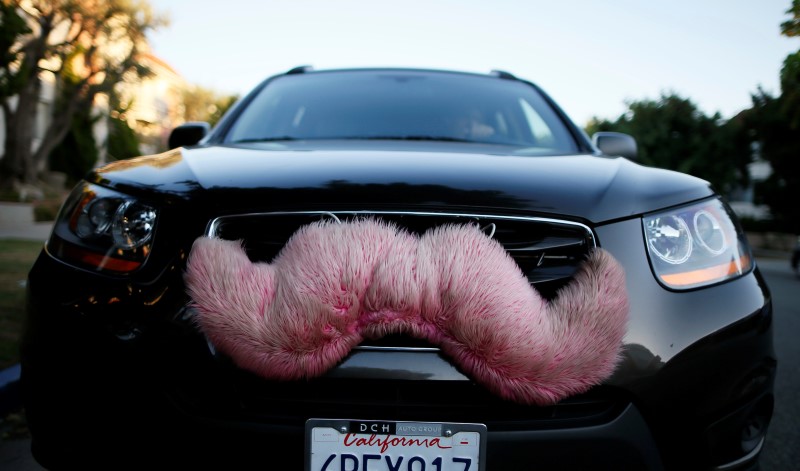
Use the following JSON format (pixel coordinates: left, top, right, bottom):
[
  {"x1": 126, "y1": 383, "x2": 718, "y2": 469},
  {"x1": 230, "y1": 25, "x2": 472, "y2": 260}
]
[
  {"x1": 341, "y1": 135, "x2": 481, "y2": 143},
  {"x1": 343, "y1": 135, "x2": 478, "y2": 142},
  {"x1": 232, "y1": 135, "x2": 485, "y2": 144},
  {"x1": 232, "y1": 136, "x2": 299, "y2": 143}
]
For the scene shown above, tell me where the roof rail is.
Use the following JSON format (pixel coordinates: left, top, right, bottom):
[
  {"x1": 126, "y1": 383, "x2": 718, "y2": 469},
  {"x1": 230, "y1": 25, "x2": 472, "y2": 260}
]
[
  {"x1": 286, "y1": 65, "x2": 314, "y2": 75},
  {"x1": 490, "y1": 69, "x2": 518, "y2": 80}
]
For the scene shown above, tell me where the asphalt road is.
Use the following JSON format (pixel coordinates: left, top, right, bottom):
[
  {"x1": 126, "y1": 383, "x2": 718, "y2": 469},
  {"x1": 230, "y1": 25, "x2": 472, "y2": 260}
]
[
  {"x1": 756, "y1": 256, "x2": 800, "y2": 470},
  {"x1": 1, "y1": 256, "x2": 798, "y2": 470}
]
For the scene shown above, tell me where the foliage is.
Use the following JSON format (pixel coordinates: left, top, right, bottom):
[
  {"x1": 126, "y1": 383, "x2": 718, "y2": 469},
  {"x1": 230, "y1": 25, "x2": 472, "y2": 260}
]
[
  {"x1": 0, "y1": 0, "x2": 166, "y2": 187},
  {"x1": 741, "y1": 89, "x2": 800, "y2": 234},
  {"x1": 209, "y1": 94, "x2": 238, "y2": 127},
  {"x1": 730, "y1": 0, "x2": 800, "y2": 234},
  {"x1": 781, "y1": 0, "x2": 800, "y2": 37},
  {"x1": 0, "y1": 1, "x2": 31, "y2": 98},
  {"x1": 586, "y1": 93, "x2": 748, "y2": 194},
  {"x1": 47, "y1": 105, "x2": 99, "y2": 184},
  {"x1": 33, "y1": 199, "x2": 61, "y2": 222},
  {"x1": 778, "y1": 1, "x2": 800, "y2": 130},
  {"x1": 778, "y1": 50, "x2": 800, "y2": 129},
  {"x1": 182, "y1": 85, "x2": 238, "y2": 127},
  {"x1": 107, "y1": 116, "x2": 141, "y2": 161},
  {"x1": 47, "y1": 44, "x2": 101, "y2": 183}
]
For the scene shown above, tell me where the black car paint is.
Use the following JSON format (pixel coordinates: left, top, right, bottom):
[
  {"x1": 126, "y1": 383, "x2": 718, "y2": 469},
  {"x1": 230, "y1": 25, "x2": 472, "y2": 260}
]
[
  {"x1": 22, "y1": 213, "x2": 774, "y2": 469},
  {"x1": 21, "y1": 68, "x2": 774, "y2": 470},
  {"x1": 89, "y1": 144, "x2": 713, "y2": 224}
]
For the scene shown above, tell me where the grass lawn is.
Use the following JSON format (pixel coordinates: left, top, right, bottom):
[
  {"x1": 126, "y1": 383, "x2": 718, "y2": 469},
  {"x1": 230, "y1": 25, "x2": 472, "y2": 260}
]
[{"x1": 0, "y1": 240, "x2": 43, "y2": 370}]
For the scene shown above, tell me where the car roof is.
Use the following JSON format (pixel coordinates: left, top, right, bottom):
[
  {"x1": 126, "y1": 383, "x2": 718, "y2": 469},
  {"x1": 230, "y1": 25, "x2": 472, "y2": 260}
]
[{"x1": 281, "y1": 65, "x2": 522, "y2": 81}]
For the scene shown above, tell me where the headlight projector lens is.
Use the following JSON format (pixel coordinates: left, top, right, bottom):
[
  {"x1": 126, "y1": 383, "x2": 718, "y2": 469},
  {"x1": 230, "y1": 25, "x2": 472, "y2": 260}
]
[
  {"x1": 112, "y1": 200, "x2": 157, "y2": 249},
  {"x1": 645, "y1": 215, "x2": 693, "y2": 265},
  {"x1": 693, "y1": 210, "x2": 727, "y2": 255}
]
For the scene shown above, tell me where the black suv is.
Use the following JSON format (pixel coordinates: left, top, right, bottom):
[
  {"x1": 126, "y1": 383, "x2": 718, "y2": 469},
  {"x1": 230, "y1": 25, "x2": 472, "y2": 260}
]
[{"x1": 22, "y1": 68, "x2": 774, "y2": 470}]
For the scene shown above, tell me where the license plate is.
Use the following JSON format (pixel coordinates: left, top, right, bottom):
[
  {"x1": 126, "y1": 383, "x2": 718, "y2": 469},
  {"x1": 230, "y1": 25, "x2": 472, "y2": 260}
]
[{"x1": 305, "y1": 419, "x2": 486, "y2": 471}]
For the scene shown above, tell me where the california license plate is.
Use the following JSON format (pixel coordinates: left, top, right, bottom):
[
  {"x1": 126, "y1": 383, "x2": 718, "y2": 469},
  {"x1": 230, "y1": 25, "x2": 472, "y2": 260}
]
[{"x1": 305, "y1": 419, "x2": 486, "y2": 471}]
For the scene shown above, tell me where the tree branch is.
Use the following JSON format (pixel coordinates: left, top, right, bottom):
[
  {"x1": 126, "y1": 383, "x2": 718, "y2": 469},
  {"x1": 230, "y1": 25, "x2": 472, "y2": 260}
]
[
  {"x1": 36, "y1": 66, "x2": 60, "y2": 75},
  {"x1": 16, "y1": 4, "x2": 38, "y2": 19}
]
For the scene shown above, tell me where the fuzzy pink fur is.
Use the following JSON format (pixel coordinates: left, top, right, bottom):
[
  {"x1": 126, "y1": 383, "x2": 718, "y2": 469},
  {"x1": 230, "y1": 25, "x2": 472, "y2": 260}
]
[{"x1": 185, "y1": 220, "x2": 628, "y2": 405}]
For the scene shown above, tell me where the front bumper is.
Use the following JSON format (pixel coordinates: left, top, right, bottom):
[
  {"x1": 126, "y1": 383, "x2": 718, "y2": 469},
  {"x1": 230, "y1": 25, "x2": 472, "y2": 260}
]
[{"x1": 21, "y1": 219, "x2": 775, "y2": 470}]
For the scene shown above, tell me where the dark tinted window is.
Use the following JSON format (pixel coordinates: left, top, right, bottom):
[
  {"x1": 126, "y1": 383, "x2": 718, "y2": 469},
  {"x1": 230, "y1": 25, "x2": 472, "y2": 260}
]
[{"x1": 226, "y1": 71, "x2": 577, "y2": 152}]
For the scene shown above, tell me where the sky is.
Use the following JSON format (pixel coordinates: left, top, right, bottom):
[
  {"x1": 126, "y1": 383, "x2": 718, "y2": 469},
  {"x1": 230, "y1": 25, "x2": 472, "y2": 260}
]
[{"x1": 147, "y1": 0, "x2": 798, "y2": 126}]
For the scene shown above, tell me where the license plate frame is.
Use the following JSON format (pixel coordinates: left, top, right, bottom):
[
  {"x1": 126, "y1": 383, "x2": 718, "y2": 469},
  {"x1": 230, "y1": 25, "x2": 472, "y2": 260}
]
[{"x1": 305, "y1": 418, "x2": 487, "y2": 471}]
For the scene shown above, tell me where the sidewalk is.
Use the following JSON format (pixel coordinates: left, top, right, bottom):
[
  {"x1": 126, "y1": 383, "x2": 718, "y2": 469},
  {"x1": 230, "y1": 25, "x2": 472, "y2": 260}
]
[
  {"x1": 0, "y1": 223, "x2": 53, "y2": 242},
  {"x1": 0, "y1": 203, "x2": 53, "y2": 242}
]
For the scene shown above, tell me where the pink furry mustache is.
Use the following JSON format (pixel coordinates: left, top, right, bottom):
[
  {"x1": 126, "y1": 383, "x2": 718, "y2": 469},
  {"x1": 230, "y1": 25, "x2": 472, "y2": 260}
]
[{"x1": 185, "y1": 220, "x2": 628, "y2": 405}]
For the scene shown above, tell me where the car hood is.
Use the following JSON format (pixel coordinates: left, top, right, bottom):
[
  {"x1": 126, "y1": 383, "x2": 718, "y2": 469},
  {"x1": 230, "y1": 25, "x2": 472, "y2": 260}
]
[{"x1": 91, "y1": 143, "x2": 713, "y2": 224}]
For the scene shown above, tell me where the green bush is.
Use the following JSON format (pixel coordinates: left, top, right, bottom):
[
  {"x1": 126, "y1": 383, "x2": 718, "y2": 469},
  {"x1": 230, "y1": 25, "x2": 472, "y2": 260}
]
[
  {"x1": 33, "y1": 200, "x2": 61, "y2": 222},
  {"x1": 107, "y1": 116, "x2": 141, "y2": 161},
  {"x1": 48, "y1": 108, "x2": 98, "y2": 184}
]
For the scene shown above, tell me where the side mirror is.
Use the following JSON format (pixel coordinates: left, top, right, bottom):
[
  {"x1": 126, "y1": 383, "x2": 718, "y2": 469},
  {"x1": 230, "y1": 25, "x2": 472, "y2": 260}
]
[
  {"x1": 592, "y1": 132, "x2": 638, "y2": 161},
  {"x1": 168, "y1": 122, "x2": 210, "y2": 149}
]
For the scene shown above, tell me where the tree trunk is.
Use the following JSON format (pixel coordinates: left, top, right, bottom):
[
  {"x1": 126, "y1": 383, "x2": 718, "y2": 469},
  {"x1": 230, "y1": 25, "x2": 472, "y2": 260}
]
[
  {"x1": 31, "y1": 89, "x2": 90, "y2": 173},
  {"x1": 1, "y1": 76, "x2": 41, "y2": 185},
  {"x1": 0, "y1": 14, "x2": 53, "y2": 186},
  {"x1": 0, "y1": 101, "x2": 18, "y2": 186}
]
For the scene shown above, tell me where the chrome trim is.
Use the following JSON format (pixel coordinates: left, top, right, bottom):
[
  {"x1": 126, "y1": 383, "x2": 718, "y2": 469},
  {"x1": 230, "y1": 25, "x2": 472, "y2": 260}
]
[
  {"x1": 353, "y1": 345, "x2": 441, "y2": 353},
  {"x1": 712, "y1": 437, "x2": 764, "y2": 471},
  {"x1": 305, "y1": 419, "x2": 487, "y2": 471},
  {"x1": 207, "y1": 210, "x2": 596, "y2": 247},
  {"x1": 320, "y1": 211, "x2": 341, "y2": 224},
  {"x1": 327, "y1": 349, "x2": 469, "y2": 381},
  {"x1": 480, "y1": 222, "x2": 496, "y2": 239}
]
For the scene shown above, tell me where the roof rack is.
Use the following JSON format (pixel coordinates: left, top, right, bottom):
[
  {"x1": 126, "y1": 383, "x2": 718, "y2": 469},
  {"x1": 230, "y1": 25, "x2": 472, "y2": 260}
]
[
  {"x1": 286, "y1": 65, "x2": 314, "y2": 75},
  {"x1": 490, "y1": 69, "x2": 518, "y2": 80}
]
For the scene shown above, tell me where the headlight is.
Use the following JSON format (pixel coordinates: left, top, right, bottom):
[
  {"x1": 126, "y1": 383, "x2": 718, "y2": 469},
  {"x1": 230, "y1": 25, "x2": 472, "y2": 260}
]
[
  {"x1": 48, "y1": 182, "x2": 158, "y2": 273},
  {"x1": 643, "y1": 198, "x2": 752, "y2": 289}
]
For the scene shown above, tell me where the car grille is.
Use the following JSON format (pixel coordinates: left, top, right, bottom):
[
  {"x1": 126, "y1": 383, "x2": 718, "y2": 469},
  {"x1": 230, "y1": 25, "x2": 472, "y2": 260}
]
[
  {"x1": 207, "y1": 210, "x2": 595, "y2": 301},
  {"x1": 182, "y1": 211, "x2": 616, "y2": 428},
  {"x1": 243, "y1": 376, "x2": 622, "y2": 431},
  {"x1": 166, "y1": 354, "x2": 626, "y2": 432}
]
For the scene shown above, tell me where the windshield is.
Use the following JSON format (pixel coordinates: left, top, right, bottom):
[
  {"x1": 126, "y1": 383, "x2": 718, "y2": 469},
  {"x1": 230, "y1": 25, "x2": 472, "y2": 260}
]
[{"x1": 225, "y1": 70, "x2": 578, "y2": 152}]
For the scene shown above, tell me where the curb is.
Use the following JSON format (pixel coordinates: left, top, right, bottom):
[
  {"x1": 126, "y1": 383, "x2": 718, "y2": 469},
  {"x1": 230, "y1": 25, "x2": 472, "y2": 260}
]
[
  {"x1": 0, "y1": 222, "x2": 53, "y2": 242},
  {"x1": 0, "y1": 364, "x2": 22, "y2": 417}
]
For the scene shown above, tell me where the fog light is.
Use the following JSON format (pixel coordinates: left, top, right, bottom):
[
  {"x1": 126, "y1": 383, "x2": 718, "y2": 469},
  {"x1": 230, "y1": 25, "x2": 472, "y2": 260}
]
[
  {"x1": 705, "y1": 394, "x2": 773, "y2": 468},
  {"x1": 740, "y1": 397, "x2": 772, "y2": 454}
]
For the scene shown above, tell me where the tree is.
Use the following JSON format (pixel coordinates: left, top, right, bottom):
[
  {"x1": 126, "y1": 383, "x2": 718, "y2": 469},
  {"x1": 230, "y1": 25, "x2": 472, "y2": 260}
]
[
  {"x1": 182, "y1": 85, "x2": 238, "y2": 127},
  {"x1": 781, "y1": 0, "x2": 800, "y2": 37},
  {"x1": 0, "y1": 0, "x2": 164, "y2": 188},
  {"x1": 586, "y1": 93, "x2": 747, "y2": 194},
  {"x1": 743, "y1": 90, "x2": 800, "y2": 232},
  {"x1": 48, "y1": 103, "x2": 98, "y2": 184},
  {"x1": 0, "y1": 2, "x2": 31, "y2": 99},
  {"x1": 736, "y1": 0, "x2": 800, "y2": 233},
  {"x1": 106, "y1": 116, "x2": 140, "y2": 161}
]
